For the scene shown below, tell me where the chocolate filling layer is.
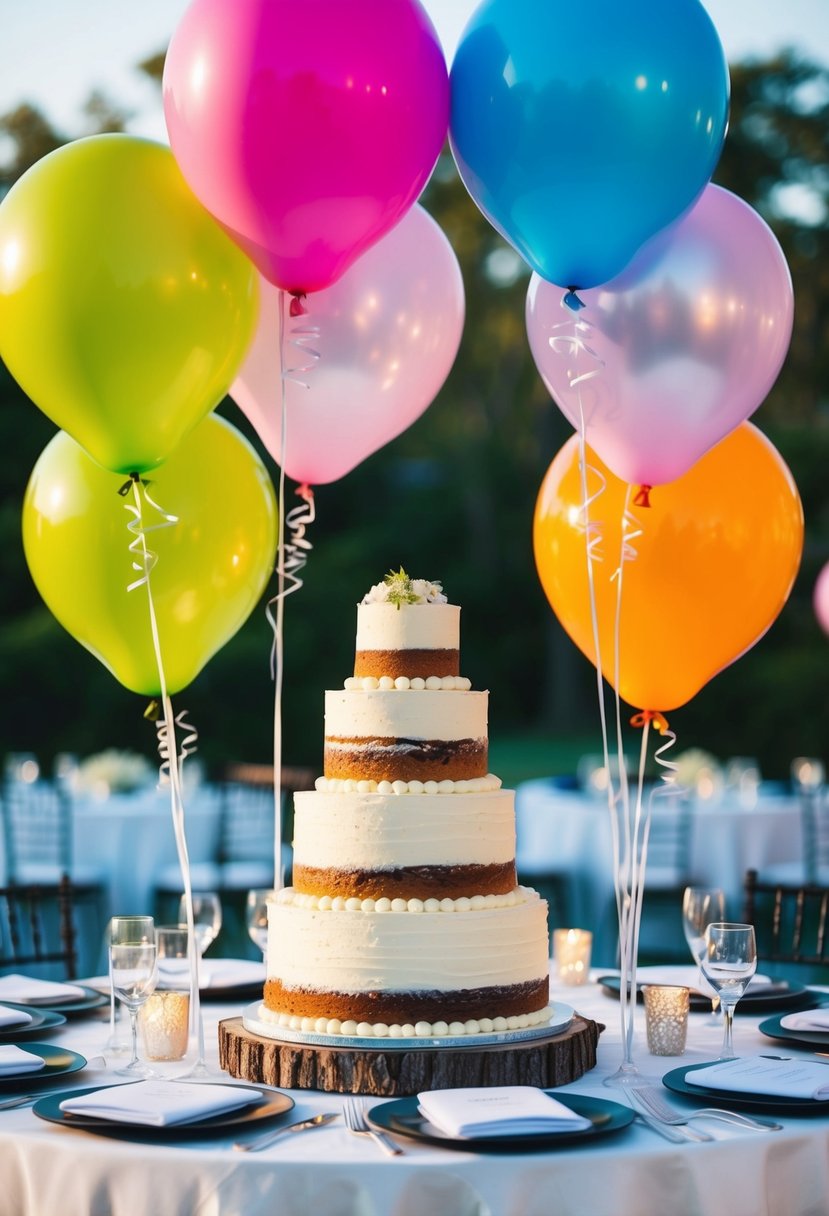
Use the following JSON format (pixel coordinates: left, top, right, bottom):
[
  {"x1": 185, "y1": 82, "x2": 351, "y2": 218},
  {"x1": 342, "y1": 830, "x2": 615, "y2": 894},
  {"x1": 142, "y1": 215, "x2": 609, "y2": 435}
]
[
  {"x1": 292, "y1": 862, "x2": 516, "y2": 900},
  {"x1": 324, "y1": 738, "x2": 487, "y2": 782},
  {"x1": 354, "y1": 648, "x2": 459, "y2": 679},
  {"x1": 263, "y1": 977, "x2": 550, "y2": 1025}
]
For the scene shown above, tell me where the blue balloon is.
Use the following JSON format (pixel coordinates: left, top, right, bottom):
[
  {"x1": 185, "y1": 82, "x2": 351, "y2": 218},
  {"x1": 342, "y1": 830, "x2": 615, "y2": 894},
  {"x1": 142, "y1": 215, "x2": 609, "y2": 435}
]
[{"x1": 449, "y1": 0, "x2": 729, "y2": 289}]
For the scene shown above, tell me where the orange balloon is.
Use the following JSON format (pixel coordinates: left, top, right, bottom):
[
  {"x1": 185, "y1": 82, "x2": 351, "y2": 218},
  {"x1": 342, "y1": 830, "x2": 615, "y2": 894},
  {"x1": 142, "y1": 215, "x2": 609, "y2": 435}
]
[{"x1": 533, "y1": 422, "x2": 804, "y2": 712}]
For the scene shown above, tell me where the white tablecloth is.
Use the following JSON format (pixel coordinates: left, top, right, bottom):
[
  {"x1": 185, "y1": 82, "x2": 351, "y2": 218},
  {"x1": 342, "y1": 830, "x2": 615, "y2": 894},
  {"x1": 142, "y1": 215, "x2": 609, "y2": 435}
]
[
  {"x1": 515, "y1": 780, "x2": 804, "y2": 964},
  {"x1": 1, "y1": 970, "x2": 828, "y2": 1216}
]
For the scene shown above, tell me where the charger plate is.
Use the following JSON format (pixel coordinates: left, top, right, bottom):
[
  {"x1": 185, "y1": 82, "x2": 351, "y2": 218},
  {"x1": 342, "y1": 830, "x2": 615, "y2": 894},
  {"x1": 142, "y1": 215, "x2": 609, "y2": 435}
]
[
  {"x1": 598, "y1": 975, "x2": 814, "y2": 1015},
  {"x1": 241, "y1": 1002, "x2": 574, "y2": 1050},
  {"x1": 0, "y1": 1043, "x2": 86, "y2": 1091},
  {"x1": 0, "y1": 1005, "x2": 67, "y2": 1042},
  {"x1": 758, "y1": 1012, "x2": 829, "y2": 1052},
  {"x1": 662, "y1": 1062, "x2": 829, "y2": 1114},
  {"x1": 367, "y1": 1093, "x2": 633, "y2": 1152},
  {"x1": 32, "y1": 1083, "x2": 294, "y2": 1140}
]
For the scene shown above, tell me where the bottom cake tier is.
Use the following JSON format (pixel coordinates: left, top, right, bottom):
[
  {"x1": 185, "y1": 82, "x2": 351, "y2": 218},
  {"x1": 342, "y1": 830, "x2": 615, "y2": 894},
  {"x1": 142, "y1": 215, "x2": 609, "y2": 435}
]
[{"x1": 264, "y1": 884, "x2": 550, "y2": 1036}]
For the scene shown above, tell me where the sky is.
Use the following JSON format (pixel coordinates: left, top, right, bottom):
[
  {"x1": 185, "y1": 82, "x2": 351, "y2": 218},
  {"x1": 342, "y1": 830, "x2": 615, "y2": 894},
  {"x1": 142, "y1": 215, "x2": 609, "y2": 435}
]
[{"x1": 1, "y1": 0, "x2": 828, "y2": 144}]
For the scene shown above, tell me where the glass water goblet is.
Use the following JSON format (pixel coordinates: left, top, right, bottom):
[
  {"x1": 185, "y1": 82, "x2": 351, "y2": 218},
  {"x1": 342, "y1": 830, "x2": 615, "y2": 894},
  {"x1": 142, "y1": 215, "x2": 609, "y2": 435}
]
[
  {"x1": 109, "y1": 916, "x2": 157, "y2": 1077},
  {"x1": 179, "y1": 892, "x2": 222, "y2": 957},
  {"x1": 246, "y1": 889, "x2": 275, "y2": 959},
  {"x1": 700, "y1": 922, "x2": 757, "y2": 1060},
  {"x1": 682, "y1": 886, "x2": 726, "y2": 1021}
]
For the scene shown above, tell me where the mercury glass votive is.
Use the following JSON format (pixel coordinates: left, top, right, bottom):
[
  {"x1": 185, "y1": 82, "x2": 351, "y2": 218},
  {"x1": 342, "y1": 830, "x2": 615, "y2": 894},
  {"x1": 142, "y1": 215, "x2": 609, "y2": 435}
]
[
  {"x1": 552, "y1": 929, "x2": 592, "y2": 986},
  {"x1": 139, "y1": 990, "x2": 190, "y2": 1061},
  {"x1": 643, "y1": 985, "x2": 689, "y2": 1056}
]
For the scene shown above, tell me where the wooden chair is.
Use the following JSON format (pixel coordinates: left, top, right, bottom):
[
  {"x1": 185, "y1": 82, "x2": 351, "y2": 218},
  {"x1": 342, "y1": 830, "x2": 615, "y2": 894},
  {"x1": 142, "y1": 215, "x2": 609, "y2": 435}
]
[
  {"x1": 0, "y1": 876, "x2": 79, "y2": 979},
  {"x1": 743, "y1": 868, "x2": 829, "y2": 969}
]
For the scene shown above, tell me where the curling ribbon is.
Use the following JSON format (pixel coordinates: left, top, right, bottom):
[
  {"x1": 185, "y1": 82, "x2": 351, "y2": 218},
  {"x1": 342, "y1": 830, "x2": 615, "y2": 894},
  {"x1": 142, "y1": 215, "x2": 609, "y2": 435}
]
[{"x1": 123, "y1": 478, "x2": 203, "y2": 1070}]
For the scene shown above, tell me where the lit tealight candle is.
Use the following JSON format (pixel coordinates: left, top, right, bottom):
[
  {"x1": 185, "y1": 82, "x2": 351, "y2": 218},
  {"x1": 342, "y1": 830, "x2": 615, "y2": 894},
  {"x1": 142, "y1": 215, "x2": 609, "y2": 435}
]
[{"x1": 552, "y1": 929, "x2": 593, "y2": 986}]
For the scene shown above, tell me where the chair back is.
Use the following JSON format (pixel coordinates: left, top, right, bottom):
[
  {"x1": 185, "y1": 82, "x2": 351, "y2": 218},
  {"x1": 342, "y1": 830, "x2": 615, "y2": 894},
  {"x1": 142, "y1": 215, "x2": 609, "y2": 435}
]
[
  {"x1": 0, "y1": 876, "x2": 78, "y2": 978},
  {"x1": 743, "y1": 868, "x2": 829, "y2": 966},
  {"x1": 1, "y1": 780, "x2": 73, "y2": 883},
  {"x1": 644, "y1": 798, "x2": 694, "y2": 888},
  {"x1": 801, "y1": 787, "x2": 829, "y2": 883},
  {"x1": 216, "y1": 767, "x2": 317, "y2": 876}
]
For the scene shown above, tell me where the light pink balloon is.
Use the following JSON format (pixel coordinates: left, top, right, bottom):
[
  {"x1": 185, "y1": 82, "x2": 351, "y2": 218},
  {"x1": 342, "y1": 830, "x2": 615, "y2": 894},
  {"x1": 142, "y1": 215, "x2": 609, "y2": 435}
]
[
  {"x1": 526, "y1": 185, "x2": 794, "y2": 486},
  {"x1": 815, "y1": 562, "x2": 829, "y2": 637},
  {"x1": 230, "y1": 205, "x2": 464, "y2": 485},
  {"x1": 163, "y1": 0, "x2": 449, "y2": 295}
]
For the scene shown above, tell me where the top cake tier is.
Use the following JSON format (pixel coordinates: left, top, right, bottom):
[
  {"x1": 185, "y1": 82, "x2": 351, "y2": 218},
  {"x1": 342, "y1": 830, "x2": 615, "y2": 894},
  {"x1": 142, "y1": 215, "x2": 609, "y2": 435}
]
[{"x1": 354, "y1": 602, "x2": 460, "y2": 679}]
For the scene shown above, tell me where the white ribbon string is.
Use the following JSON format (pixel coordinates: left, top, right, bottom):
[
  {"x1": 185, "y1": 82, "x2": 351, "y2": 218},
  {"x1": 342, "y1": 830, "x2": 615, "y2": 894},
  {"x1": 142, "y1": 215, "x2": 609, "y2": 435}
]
[
  {"x1": 124, "y1": 477, "x2": 202, "y2": 1065},
  {"x1": 265, "y1": 292, "x2": 318, "y2": 888}
]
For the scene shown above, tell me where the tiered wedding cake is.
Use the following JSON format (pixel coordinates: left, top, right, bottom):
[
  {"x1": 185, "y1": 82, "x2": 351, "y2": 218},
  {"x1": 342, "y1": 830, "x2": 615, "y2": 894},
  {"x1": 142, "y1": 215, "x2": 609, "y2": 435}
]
[{"x1": 261, "y1": 571, "x2": 551, "y2": 1039}]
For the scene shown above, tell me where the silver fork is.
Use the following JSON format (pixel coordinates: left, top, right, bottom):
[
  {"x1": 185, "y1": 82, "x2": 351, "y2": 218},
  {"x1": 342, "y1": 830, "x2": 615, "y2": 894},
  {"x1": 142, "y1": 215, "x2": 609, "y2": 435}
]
[
  {"x1": 627, "y1": 1088, "x2": 712, "y2": 1142},
  {"x1": 342, "y1": 1095, "x2": 404, "y2": 1156},
  {"x1": 634, "y1": 1086, "x2": 782, "y2": 1132}
]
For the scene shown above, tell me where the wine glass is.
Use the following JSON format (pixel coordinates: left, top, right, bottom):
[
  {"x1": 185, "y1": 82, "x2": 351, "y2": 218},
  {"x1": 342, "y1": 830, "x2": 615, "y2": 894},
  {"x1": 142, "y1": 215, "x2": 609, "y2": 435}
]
[
  {"x1": 682, "y1": 886, "x2": 726, "y2": 1019},
  {"x1": 109, "y1": 916, "x2": 157, "y2": 1077},
  {"x1": 246, "y1": 888, "x2": 275, "y2": 959},
  {"x1": 700, "y1": 922, "x2": 757, "y2": 1060},
  {"x1": 179, "y1": 892, "x2": 222, "y2": 957}
]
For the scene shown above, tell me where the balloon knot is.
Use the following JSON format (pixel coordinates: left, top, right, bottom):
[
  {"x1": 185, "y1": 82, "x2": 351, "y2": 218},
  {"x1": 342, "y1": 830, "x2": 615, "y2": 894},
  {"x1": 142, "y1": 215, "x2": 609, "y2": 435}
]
[
  {"x1": 630, "y1": 710, "x2": 669, "y2": 734},
  {"x1": 289, "y1": 293, "x2": 308, "y2": 317},
  {"x1": 562, "y1": 288, "x2": 586, "y2": 312},
  {"x1": 633, "y1": 484, "x2": 653, "y2": 508},
  {"x1": 296, "y1": 483, "x2": 314, "y2": 502},
  {"x1": 118, "y1": 472, "x2": 151, "y2": 497},
  {"x1": 143, "y1": 698, "x2": 162, "y2": 722}
]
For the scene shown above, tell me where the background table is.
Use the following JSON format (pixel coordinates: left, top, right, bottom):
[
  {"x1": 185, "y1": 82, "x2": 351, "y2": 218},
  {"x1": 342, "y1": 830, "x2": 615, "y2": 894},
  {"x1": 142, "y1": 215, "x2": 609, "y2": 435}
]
[
  {"x1": 1, "y1": 967, "x2": 828, "y2": 1216},
  {"x1": 515, "y1": 779, "x2": 804, "y2": 964}
]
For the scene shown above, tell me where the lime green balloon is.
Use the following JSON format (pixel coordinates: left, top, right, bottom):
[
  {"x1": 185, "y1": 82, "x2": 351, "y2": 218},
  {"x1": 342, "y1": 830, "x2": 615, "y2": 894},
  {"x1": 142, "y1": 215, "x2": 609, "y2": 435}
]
[
  {"x1": 0, "y1": 134, "x2": 259, "y2": 474},
  {"x1": 23, "y1": 414, "x2": 277, "y2": 696}
]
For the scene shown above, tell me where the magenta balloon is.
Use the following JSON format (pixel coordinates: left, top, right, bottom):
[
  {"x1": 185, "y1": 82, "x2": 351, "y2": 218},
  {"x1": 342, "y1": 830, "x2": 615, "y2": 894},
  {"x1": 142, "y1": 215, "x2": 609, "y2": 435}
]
[
  {"x1": 814, "y1": 562, "x2": 829, "y2": 637},
  {"x1": 163, "y1": 0, "x2": 449, "y2": 295},
  {"x1": 526, "y1": 186, "x2": 794, "y2": 486},
  {"x1": 230, "y1": 205, "x2": 465, "y2": 485}
]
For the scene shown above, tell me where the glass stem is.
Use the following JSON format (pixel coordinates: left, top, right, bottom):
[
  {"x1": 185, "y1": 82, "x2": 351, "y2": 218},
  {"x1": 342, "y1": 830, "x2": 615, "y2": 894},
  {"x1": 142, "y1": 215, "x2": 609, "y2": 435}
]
[
  {"x1": 721, "y1": 1002, "x2": 735, "y2": 1059},
  {"x1": 128, "y1": 1006, "x2": 140, "y2": 1068}
]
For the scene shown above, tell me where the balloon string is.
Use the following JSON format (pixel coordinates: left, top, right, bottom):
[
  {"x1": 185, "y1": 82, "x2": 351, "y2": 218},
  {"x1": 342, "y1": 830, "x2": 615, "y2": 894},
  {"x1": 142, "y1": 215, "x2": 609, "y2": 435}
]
[
  {"x1": 123, "y1": 480, "x2": 201, "y2": 1062},
  {"x1": 283, "y1": 293, "x2": 321, "y2": 388},
  {"x1": 266, "y1": 291, "x2": 318, "y2": 888}
]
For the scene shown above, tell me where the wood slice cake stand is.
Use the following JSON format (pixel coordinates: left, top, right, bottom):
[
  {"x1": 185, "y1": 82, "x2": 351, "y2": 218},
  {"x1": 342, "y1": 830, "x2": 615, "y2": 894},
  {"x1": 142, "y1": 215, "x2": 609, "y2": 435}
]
[{"x1": 218, "y1": 1014, "x2": 604, "y2": 1096}]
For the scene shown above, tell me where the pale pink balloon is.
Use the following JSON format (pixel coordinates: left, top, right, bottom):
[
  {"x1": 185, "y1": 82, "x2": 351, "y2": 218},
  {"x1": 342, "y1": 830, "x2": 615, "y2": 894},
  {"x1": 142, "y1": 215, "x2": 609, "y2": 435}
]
[
  {"x1": 815, "y1": 562, "x2": 829, "y2": 637},
  {"x1": 163, "y1": 0, "x2": 449, "y2": 294},
  {"x1": 526, "y1": 185, "x2": 794, "y2": 486},
  {"x1": 230, "y1": 205, "x2": 464, "y2": 485}
]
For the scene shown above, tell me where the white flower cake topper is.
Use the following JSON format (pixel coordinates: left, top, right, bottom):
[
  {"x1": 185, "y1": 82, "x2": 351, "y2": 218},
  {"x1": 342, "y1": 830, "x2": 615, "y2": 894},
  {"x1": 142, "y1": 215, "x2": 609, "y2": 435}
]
[{"x1": 361, "y1": 567, "x2": 447, "y2": 607}]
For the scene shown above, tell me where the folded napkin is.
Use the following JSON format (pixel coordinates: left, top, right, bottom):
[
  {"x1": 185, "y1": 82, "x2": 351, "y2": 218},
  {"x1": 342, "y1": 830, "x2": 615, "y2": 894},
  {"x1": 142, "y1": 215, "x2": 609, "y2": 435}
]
[
  {"x1": 59, "y1": 1080, "x2": 264, "y2": 1127},
  {"x1": 780, "y1": 1007, "x2": 829, "y2": 1033},
  {"x1": 0, "y1": 1004, "x2": 34, "y2": 1029},
  {"x1": 198, "y1": 960, "x2": 265, "y2": 990},
  {"x1": 690, "y1": 1056, "x2": 829, "y2": 1100},
  {"x1": 631, "y1": 967, "x2": 772, "y2": 998},
  {"x1": 0, "y1": 1045, "x2": 46, "y2": 1076},
  {"x1": 417, "y1": 1086, "x2": 592, "y2": 1138},
  {"x1": 0, "y1": 975, "x2": 87, "y2": 1005}
]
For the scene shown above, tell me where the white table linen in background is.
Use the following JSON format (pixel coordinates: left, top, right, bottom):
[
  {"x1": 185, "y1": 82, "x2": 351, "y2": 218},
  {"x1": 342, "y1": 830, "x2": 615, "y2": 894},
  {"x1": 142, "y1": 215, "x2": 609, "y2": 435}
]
[
  {"x1": 515, "y1": 780, "x2": 804, "y2": 964},
  {"x1": 1, "y1": 971, "x2": 829, "y2": 1216}
]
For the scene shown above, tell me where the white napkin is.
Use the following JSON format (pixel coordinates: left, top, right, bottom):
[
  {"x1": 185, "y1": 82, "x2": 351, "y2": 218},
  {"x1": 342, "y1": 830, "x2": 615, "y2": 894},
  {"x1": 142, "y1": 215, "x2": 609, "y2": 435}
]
[
  {"x1": 690, "y1": 1056, "x2": 829, "y2": 1100},
  {"x1": 59, "y1": 1079, "x2": 264, "y2": 1127},
  {"x1": 198, "y1": 960, "x2": 265, "y2": 990},
  {"x1": 0, "y1": 1045, "x2": 46, "y2": 1076},
  {"x1": 631, "y1": 966, "x2": 772, "y2": 996},
  {"x1": 780, "y1": 1007, "x2": 829, "y2": 1033},
  {"x1": 0, "y1": 1004, "x2": 34, "y2": 1029},
  {"x1": 417, "y1": 1086, "x2": 592, "y2": 1137},
  {"x1": 0, "y1": 975, "x2": 87, "y2": 1005}
]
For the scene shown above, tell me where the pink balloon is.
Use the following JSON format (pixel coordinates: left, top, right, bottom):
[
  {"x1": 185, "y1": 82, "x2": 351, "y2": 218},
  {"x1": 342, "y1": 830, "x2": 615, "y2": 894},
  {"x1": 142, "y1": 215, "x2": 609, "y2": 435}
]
[
  {"x1": 230, "y1": 205, "x2": 464, "y2": 484},
  {"x1": 163, "y1": 0, "x2": 449, "y2": 295},
  {"x1": 815, "y1": 562, "x2": 829, "y2": 637},
  {"x1": 526, "y1": 186, "x2": 794, "y2": 486}
]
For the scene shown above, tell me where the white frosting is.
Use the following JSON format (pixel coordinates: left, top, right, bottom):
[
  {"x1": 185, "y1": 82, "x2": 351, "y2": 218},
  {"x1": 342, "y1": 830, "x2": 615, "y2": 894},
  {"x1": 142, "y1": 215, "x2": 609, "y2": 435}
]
[
  {"x1": 355, "y1": 602, "x2": 459, "y2": 652},
  {"x1": 314, "y1": 774, "x2": 502, "y2": 794},
  {"x1": 344, "y1": 675, "x2": 472, "y2": 691},
  {"x1": 267, "y1": 887, "x2": 548, "y2": 992},
  {"x1": 293, "y1": 789, "x2": 515, "y2": 869},
  {"x1": 325, "y1": 688, "x2": 487, "y2": 741},
  {"x1": 257, "y1": 1004, "x2": 555, "y2": 1037}
]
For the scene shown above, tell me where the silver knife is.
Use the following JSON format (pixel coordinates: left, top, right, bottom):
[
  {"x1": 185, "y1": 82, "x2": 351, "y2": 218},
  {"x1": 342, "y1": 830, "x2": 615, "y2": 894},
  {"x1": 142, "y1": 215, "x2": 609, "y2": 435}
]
[{"x1": 233, "y1": 1111, "x2": 338, "y2": 1152}]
